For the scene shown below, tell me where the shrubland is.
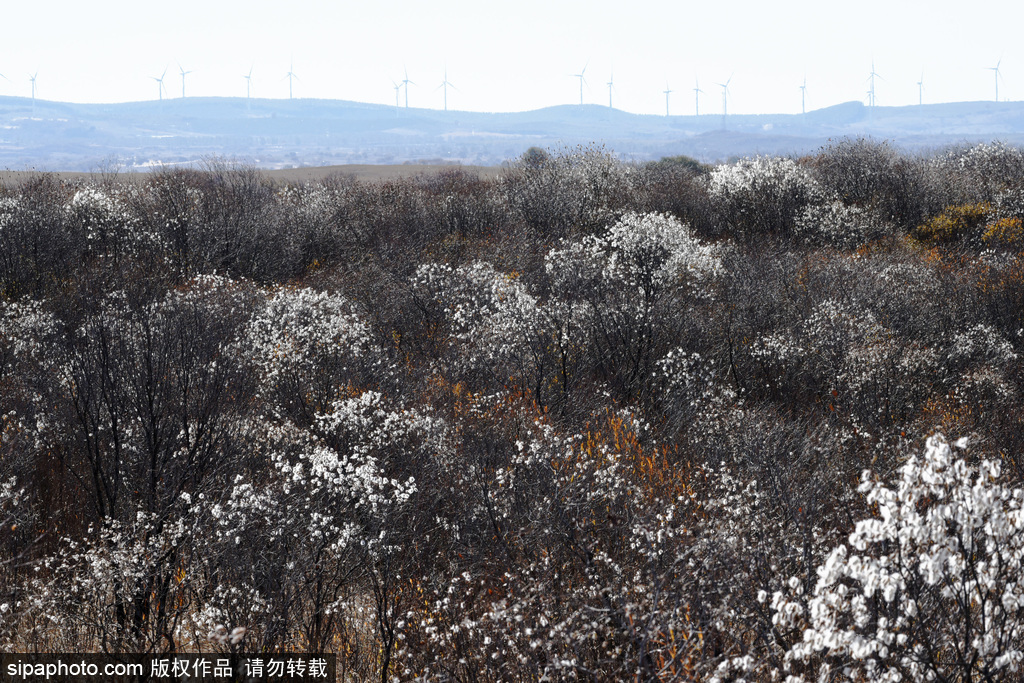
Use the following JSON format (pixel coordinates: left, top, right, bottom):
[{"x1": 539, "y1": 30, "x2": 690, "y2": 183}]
[{"x1": 3, "y1": 139, "x2": 1024, "y2": 681}]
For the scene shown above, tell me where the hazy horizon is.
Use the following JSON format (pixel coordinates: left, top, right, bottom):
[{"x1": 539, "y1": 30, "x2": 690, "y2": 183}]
[{"x1": 1, "y1": 0, "x2": 1020, "y2": 117}]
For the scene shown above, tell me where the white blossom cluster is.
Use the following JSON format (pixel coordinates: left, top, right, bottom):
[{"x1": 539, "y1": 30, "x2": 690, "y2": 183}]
[
  {"x1": 793, "y1": 199, "x2": 881, "y2": 249},
  {"x1": 497, "y1": 145, "x2": 634, "y2": 233},
  {"x1": 66, "y1": 185, "x2": 167, "y2": 261},
  {"x1": 412, "y1": 260, "x2": 545, "y2": 370},
  {"x1": 547, "y1": 211, "x2": 722, "y2": 299},
  {"x1": 706, "y1": 156, "x2": 823, "y2": 236},
  {"x1": 245, "y1": 286, "x2": 377, "y2": 414},
  {"x1": 0, "y1": 298, "x2": 58, "y2": 370},
  {"x1": 773, "y1": 434, "x2": 1024, "y2": 681},
  {"x1": 932, "y1": 141, "x2": 1024, "y2": 202}
]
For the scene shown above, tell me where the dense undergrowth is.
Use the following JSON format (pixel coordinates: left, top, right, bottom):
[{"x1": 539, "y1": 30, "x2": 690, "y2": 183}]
[{"x1": 3, "y1": 140, "x2": 1024, "y2": 680}]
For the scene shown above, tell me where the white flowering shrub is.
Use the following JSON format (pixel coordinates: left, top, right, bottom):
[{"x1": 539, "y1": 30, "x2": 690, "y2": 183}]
[
  {"x1": 413, "y1": 261, "x2": 543, "y2": 364},
  {"x1": 498, "y1": 145, "x2": 634, "y2": 235},
  {"x1": 773, "y1": 434, "x2": 1024, "y2": 682},
  {"x1": 201, "y1": 390, "x2": 444, "y2": 653},
  {"x1": 66, "y1": 185, "x2": 166, "y2": 265},
  {"x1": 707, "y1": 156, "x2": 823, "y2": 238},
  {"x1": 274, "y1": 182, "x2": 347, "y2": 270},
  {"x1": 0, "y1": 474, "x2": 24, "y2": 645},
  {"x1": 245, "y1": 287, "x2": 377, "y2": 422},
  {"x1": 395, "y1": 409, "x2": 707, "y2": 681},
  {"x1": 0, "y1": 179, "x2": 82, "y2": 297},
  {"x1": 28, "y1": 510, "x2": 199, "y2": 652},
  {"x1": 793, "y1": 199, "x2": 885, "y2": 249},
  {"x1": 0, "y1": 298, "x2": 59, "y2": 374},
  {"x1": 546, "y1": 212, "x2": 722, "y2": 400},
  {"x1": 813, "y1": 138, "x2": 927, "y2": 230},
  {"x1": 654, "y1": 348, "x2": 740, "y2": 440},
  {"x1": 931, "y1": 141, "x2": 1024, "y2": 205},
  {"x1": 411, "y1": 260, "x2": 592, "y2": 410},
  {"x1": 751, "y1": 298, "x2": 888, "y2": 405}
]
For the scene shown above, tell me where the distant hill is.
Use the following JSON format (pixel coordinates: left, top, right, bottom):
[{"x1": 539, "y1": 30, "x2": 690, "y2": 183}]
[{"x1": 2, "y1": 95, "x2": 1024, "y2": 172}]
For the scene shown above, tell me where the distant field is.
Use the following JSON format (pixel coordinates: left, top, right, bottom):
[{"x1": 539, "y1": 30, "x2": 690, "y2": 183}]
[{"x1": 0, "y1": 163, "x2": 503, "y2": 186}]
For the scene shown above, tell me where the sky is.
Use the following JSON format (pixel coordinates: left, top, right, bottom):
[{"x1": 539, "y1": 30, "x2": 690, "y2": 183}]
[{"x1": 1, "y1": 0, "x2": 1021, "y2": 116}]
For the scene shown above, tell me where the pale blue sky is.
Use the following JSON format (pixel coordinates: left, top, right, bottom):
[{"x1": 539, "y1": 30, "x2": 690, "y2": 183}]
[{"x1": 1, "y1": 0, "x2": 1020, "y2": 115}]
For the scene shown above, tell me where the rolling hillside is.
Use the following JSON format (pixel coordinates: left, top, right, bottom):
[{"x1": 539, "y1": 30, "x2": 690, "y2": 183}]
[{"x1": 2, "y1": 95, "x2": 1024, "y2": 171}]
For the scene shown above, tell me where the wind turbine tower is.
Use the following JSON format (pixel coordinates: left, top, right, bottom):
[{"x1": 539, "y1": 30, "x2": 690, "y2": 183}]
[
  {"x1": 574, "y1": 62, "x2": 588, "y2": 105},
  {"x1": 402, "y1": 67, "x2": 415, "y2": 108},
  {"x1": 663, "y1": 83, "x2": 672, "y2": 116},
  {"x1": 151, "y1": 68, "x2": 167, "y2": 101},
  {"x1": 917, "y1": 72, "x2": 924, "y2": 106},
  {"x1": 285, "y1": 61, "x2": 299, "y2": 99},
  {"x1": 438, "y1": 67, "x2": 456, "y2": 111},
  {"x1": 243, "y1": 65, "x2": 254, "y2": 110},
  {"x1": 717, "y1": 75, "x2": 732, "y2": 123},
  {"x1": 178, "y1": 63, "x2": 192, "y2": 98},
  {"x1": 800, "y1": 76, "x2": 807, "y2": 115},
  {"x1": 867, "y1": 61, "x2": 881, "y2": 108},
  {"x1": 29, "y1": 72, "x2": 37, "y2": 110},
  {"x1": 607, "y1": 69, "x2": 614, "y2": 108},
  {"x1": 988, "y1": 60, "x2": 1003, "y2": 102},
  {"x1": 392, "y1": 80, "x2": 402, "y2": 114},
  {"x1": 693, "y1": 78, "x2": 704, "y2": 116}
]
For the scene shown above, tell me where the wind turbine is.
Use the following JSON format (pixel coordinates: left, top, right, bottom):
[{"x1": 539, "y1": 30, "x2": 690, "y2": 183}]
[
  {"x1": 244, "y1": 65, "x2": 254, "y2": 100},
  {"x1": 607, "y1": 69, "x2": 614, "y2": 108},
  {"x1": 178, "y1": 63, "x2": 192, "y2": 98},
  {"x1": 988, "y1": 59, "x2": 1003, "y2": 102},
  {"x1": 29, "y1": 72, "x2": 37, "y2": 108},
  {"x1": 151, "y1": 68, "x2": 168, "y2": 101},
  {"x1": 285, "y1": 60, "x2": 299, "y2": 99},
  {"x1": 392, "y1": 79, "x2": 402, "y2": 113},
  {"x1": 401, "y1": 67, "x2": 414, "y2": 108},
  {"x1": 867, "y1": 60, "x2": 882, "y2": 108},
  {"x1": 717, "y1": 75, "x2": 732, "y2": 119},
  {"x1": 693, "y1": 78, "x2": 704, "y2": 116},
  {"x1": 917, "y1": 72, "x2": 924, "y2": 106},
  {"x1": 438, "y1": 66, "x2": 456, "y2": 111},
  {"x1": 574, "y1": 61, "x2": 588, "y2": 105},
  {"x1": 663, "y1": 83, "x2": 672, "y2": 116},
  {"x1": 799, "y1": 76, "x2": 807, "y2": 115}
]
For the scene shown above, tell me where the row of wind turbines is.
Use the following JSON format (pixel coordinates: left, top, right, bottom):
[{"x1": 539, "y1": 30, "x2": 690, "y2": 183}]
[
  {"x1": 579, "y1": 60, "x2": 1009, "y2": 117},
  {"x1": 148, "y1": 62, "x2": 462, "y2": 112},
  {"x1": 572, "y1": 62, "x2": 733, "y2": 117},
  {"x1": 2, "y1": 60, "x2": 1010, "y2": 114}
]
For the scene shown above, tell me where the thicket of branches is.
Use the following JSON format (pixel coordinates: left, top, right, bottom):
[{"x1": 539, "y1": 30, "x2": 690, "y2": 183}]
[{"x1": 3, "y1": 140, "x2": 1024, "y2": 681}]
